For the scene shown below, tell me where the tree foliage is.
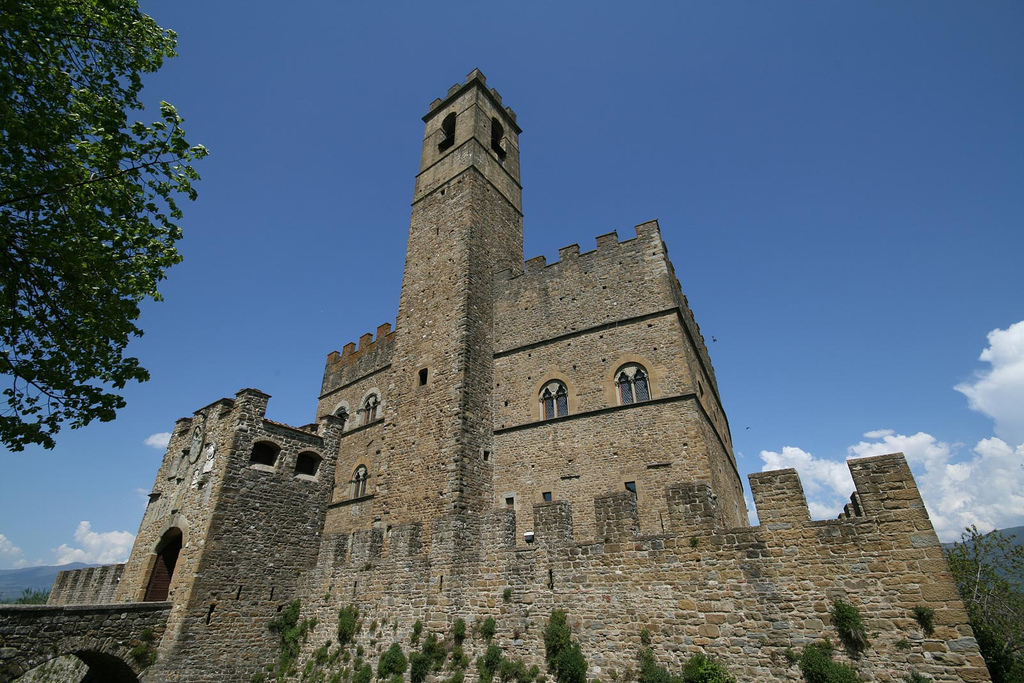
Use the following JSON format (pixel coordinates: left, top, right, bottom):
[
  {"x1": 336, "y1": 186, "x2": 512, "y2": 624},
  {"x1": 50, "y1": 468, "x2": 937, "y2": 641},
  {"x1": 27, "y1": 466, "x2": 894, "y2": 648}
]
[
  {"x1": 944, "y1": 526, "x2": 1024, "y2": 682},
  {"x1": 0, "y1": 0, "x2": 207, "y2": 450}
]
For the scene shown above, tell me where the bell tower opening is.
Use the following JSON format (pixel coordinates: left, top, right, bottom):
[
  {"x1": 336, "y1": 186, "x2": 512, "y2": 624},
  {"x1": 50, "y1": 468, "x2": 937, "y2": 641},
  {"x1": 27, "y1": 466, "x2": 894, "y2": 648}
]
[{"x1": 144, "y1": 527, "x2": 182, "y2": 602}]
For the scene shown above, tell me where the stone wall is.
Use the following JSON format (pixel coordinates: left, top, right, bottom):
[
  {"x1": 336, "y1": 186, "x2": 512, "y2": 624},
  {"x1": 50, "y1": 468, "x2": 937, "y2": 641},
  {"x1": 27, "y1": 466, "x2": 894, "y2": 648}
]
[
  {"x1": 47, "y1": 564, "x2": 124, "y2": 606},
  {"x1": 283, "y1": 453, "x2": 987, "y2": 683}
]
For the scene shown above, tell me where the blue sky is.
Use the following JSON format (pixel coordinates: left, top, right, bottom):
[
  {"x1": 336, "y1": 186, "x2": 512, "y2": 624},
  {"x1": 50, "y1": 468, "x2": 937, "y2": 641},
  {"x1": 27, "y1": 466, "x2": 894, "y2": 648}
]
[{"x1": 2, "y1": 1, "x2": 1023, "y2": 569}]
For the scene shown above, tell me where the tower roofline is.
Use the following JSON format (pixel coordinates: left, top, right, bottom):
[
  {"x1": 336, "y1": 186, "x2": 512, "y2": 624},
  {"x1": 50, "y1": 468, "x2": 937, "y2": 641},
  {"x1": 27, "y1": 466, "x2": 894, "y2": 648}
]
[{"x1": 423, "y1": 68, "x2": 522, "y2": 134}]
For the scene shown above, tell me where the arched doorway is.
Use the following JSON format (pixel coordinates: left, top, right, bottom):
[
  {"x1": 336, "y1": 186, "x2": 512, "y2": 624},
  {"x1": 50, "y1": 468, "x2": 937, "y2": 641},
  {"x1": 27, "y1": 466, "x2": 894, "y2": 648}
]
[{"x1": 144, "y1": 528, "x2": 182, "y2": 602}]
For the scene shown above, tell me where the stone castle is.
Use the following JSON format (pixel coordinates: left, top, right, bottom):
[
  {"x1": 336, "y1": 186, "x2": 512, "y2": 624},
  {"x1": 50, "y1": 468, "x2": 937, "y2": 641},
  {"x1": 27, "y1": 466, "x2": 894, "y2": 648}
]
[{"x1": 0, "y1": 71, "x2": 990, "y2": 682}]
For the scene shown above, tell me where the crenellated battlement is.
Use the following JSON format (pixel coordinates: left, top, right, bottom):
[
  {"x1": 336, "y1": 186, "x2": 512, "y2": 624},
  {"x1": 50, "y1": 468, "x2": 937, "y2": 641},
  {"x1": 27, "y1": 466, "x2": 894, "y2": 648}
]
[
  {"x1": 325, "y1": 323, "x2": 395, "y2": 369},
  {"x1": 323, "y1": 452, "x2": 927, "y2": 569},
  {"x1": 426, "y1": 68, "x2": 518, "y2": 126},
  {"x1": 320, "y1": 323, "x2": 396, "y2": 400},
  {"x1": 496, "y1": 220, "x2": 664, "y2": 284}
]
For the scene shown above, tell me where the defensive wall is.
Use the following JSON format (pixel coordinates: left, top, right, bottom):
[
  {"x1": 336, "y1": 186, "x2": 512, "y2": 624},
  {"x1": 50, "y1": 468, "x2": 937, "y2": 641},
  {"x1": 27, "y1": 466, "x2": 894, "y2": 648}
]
[
  {"x1": 281, "y1": 453, "x2": 985, "y2": 683},
  {"x1": 47, "y1": 564, "x2": 125, "y2": 606}
]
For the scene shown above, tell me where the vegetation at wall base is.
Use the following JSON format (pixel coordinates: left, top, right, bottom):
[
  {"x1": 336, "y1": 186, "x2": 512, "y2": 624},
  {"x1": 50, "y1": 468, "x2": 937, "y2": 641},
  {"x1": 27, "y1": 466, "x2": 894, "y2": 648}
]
[
  {"x1": 0, "y1": 0, "x2": 207, "y2": 450},
  {"x1": 543, "y1": 610, "x2": 587, "y2": 683},
  {"x1": 797, "y1": 641, "x2": 858, "y2": 683},
  {"x1": 944, "y1": 526, "x2": 1024, "y2": 682}
]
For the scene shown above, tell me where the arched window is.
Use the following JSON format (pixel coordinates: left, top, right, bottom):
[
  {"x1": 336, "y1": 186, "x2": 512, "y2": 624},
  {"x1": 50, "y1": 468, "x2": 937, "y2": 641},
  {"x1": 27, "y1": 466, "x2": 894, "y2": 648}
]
[
  {"x1": 335, "y1": 406, "x2": 349, "y2": 430},
  {"x1": 295, "y1": 452, "x2": 321, "y2": 477},
  {"x1": 438, "y1": 112, "x2": 456, "y2": 152},
  {"x1": 490, "y1": 117, "x2": 506, "y2": 161},
  {"x1": 616, "y1": 365, "x2": 651, "y2": 405},
  {"x1": 352, "y1": 465, "x2": 368, "y2": 498},
  {"x1": 540, "y1": 381, "x2": 569, "y2": 420},
  {"x1": 249, "y1": 441, "x2": 280, "y2": 467},
  {"x1": 361, "y1": 394, "x2": 380, "y2": 425}
]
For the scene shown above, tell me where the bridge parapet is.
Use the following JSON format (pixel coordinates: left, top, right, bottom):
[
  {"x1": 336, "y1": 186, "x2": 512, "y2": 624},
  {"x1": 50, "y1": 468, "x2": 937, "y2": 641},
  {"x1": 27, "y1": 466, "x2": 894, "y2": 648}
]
[{"x1": 0, "y1": 602, "x2": 171, "y2": 683}]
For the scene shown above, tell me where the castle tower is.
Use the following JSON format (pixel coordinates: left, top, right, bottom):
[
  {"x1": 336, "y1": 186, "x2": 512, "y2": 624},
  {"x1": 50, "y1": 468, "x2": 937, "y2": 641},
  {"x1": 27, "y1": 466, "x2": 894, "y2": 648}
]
[{"x1": 374, "y1": 69, "x2": 523, "y2": 528}]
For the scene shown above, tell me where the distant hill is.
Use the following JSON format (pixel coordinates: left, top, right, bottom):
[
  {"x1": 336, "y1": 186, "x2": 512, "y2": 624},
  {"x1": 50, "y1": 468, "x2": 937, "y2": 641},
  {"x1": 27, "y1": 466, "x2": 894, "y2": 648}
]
[{"x1": 0, "y1": 563, "x2": 92, "y2": 602}]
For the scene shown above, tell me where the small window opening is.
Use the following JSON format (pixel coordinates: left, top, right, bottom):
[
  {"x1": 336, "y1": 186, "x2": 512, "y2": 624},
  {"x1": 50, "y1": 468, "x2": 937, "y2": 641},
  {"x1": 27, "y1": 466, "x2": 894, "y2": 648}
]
[
  {"x1": 490, "y1": 117, "x2": 506, "y2": 161},
  {"x1": 616, "y1": 364, "x2": 651, "y2": 406},
  {"x1": 547, "y1": 568, "x2": 554, "y2": 590},
  {"x1": 540, "y1": 381, "x2": 569, "y2": 420},
  {"x1": 236, "y1": 585, "x2": 242, "y2": 600},
  {"x1": 542, "y1": 491, "x2": 553, "y2": 503},
  {"x1": 625, "y1": 481, "x2": 637, "y2": 494},
  {"x1": 352, "y1": 465, "x2": 369, "y2": 498},
  {"x1": 438, "y1": 112, "x2": 456, "y2": 152},
  {"x1": 206, "y1": 604, "x2": 215, "y2": 625},
  {"x1": 418, "y1": 368, "x2": 428, "y2": 386},
  {"x1": 295, "y1": 452, "x2": 321, "y2": 477},
  {"x1": 361, "y1": 394, "x2": 380, "y2": 425},
  {"x1": 505, "y1": 496, "x2": 515, "y2": 509},
  {"x1": 270, "y1": 587, "x2": 274, "y2": 600},
  {"x1": 439, "y1": 575, "x2": 444, "y2": 592},
  {"x1": 249, "y1": 441, "x2": 280, "y2": 467},
  {"x1": 483, "y1": 450, "x2": 491, "y2": 462}
]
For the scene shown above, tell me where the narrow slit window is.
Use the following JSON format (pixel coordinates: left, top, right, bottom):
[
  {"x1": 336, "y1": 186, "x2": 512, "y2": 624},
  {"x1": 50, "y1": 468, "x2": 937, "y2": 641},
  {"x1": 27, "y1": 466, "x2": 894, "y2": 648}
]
[
  {"x1": 438, "y1": 112, "x2": 456, "y2": 152},
  {"x1": 352, "y1": 465, "x2": 368, "y2": 498},
  {"x1": 418, "y1": 368, "x2": 428, "y2": 386},
  {"x1": 490, "y1": 117, "x2": 506, "y2": 161}
]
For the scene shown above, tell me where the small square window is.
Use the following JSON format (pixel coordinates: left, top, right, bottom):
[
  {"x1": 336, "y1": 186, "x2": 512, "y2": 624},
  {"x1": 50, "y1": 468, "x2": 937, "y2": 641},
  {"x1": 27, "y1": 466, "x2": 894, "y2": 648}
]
[
  {"x1": 418, "y1": 368, "x2": 428, "y2": 386},
  {"x1": 625, "y1": 481, "x2": 637, "y2": 494},
  {"x1": 505, "y1": 497, "x2": 515, "y2": 509},
  {"x1": 542, "y1": 491, "x2": 553, "y2": 503}
]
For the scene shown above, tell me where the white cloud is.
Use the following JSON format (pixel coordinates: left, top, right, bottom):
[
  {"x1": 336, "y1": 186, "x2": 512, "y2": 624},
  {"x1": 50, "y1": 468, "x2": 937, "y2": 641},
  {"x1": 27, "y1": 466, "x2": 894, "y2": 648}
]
[
  {"x1": 53, "y1": 522, "x2": 135, "y2": 566},
  {"x1": 144, "y1": 432, "x2": 172, "y2": 449},
  {"x1": 955, "y1": 320, "x2": 1024, "y2": 447},
  {"x1": 758, "y1": 430, "x2": 1024, "y2": 542},
  {"x1": 0, "y1": 533, "x2": 25, "y2": 568}
]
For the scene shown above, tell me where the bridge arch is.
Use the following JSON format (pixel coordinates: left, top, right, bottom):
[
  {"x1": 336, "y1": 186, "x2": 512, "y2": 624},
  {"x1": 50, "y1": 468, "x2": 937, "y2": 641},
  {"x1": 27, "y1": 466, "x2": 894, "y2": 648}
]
[{"x1": 0, "y1": 603, "x2": 170, "y2": 683}]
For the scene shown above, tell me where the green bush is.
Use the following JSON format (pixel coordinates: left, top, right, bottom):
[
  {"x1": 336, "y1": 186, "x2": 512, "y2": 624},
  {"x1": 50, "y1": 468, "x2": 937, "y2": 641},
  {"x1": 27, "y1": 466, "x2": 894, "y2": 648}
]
[
  {"x1": 378, "y1": 643, "x2": 408, "y2": 679},
  {"x1": 904, "y1": 673, "x2": 930, "y2": 683},
  {"x1": 478, "y1": 643, "x2": 504, "y2": 683},
  {"x1": 503, "y1": 588, "x2": 513, "y2": 603},
  {"x1": 638, "y1": 649, "x2": 680, "y2": 683},
  {"x1": 338, "y1": 605, "x2": 360, "y2": 646},
  {"x1": 453, "y1": 618, "x2": 467, "y2": 643},
  {"x1": 912, "y1": 606, "x2": 935, "y2": 636},
  {"x1": 481, "y1": 616, "x2": 497, "y2": 642},
  {"x1": 543, "y1": 610, "x2": 587, "y2": 683},
  {"x1": 499, "y1": 656, "x2": 540, "y2": 683},
  {"x1": 410, "y1": 651, "x2": 431, "y2": 683},
  {"x1": 353, "y1": 665, "x2": 372, "y2": 683},
  {"x1": 681, "y1": 653, "x2": 735, "y2": 683},
  {"x1": 830, "y1": 599, "x2": 869, "y2": 654},
  {"x1": 269, "y1": 600, "x2": 314, "y2": 681},
  {"x1": 798, "y1": 642, "x2": 858, "y2": 683},
  {"x1": 13, "y1": 588, "x2": 49, "y2": 604},
  {"x1": 412, "y1": 619, "x2": 424, "y2": 645},
  {"x1": 422, "y1": 632, "x2": 447, "y2": 671}
]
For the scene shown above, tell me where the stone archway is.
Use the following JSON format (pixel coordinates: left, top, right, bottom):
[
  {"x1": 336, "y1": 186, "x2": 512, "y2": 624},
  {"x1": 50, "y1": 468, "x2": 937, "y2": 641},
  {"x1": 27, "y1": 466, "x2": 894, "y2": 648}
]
[
  {"x1": 144, "y1": 527, "x2": 182, "y2": 602},
  {"x1": 13, "y1": 650, "x2": 140, "y2": 682}
]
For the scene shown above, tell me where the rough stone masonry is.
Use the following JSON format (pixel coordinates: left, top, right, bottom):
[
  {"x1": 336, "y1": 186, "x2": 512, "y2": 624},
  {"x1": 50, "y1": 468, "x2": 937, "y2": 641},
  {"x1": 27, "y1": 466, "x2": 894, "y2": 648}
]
[{"x1": 0, "y1": 70, "x2": 990, "y2": 683}]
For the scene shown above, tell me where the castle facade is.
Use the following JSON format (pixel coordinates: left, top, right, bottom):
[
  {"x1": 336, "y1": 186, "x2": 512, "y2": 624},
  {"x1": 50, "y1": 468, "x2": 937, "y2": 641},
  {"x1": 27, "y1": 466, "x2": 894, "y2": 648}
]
[{"x1": 15, "y1": 71, "x2": 988, "y2": 683}]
